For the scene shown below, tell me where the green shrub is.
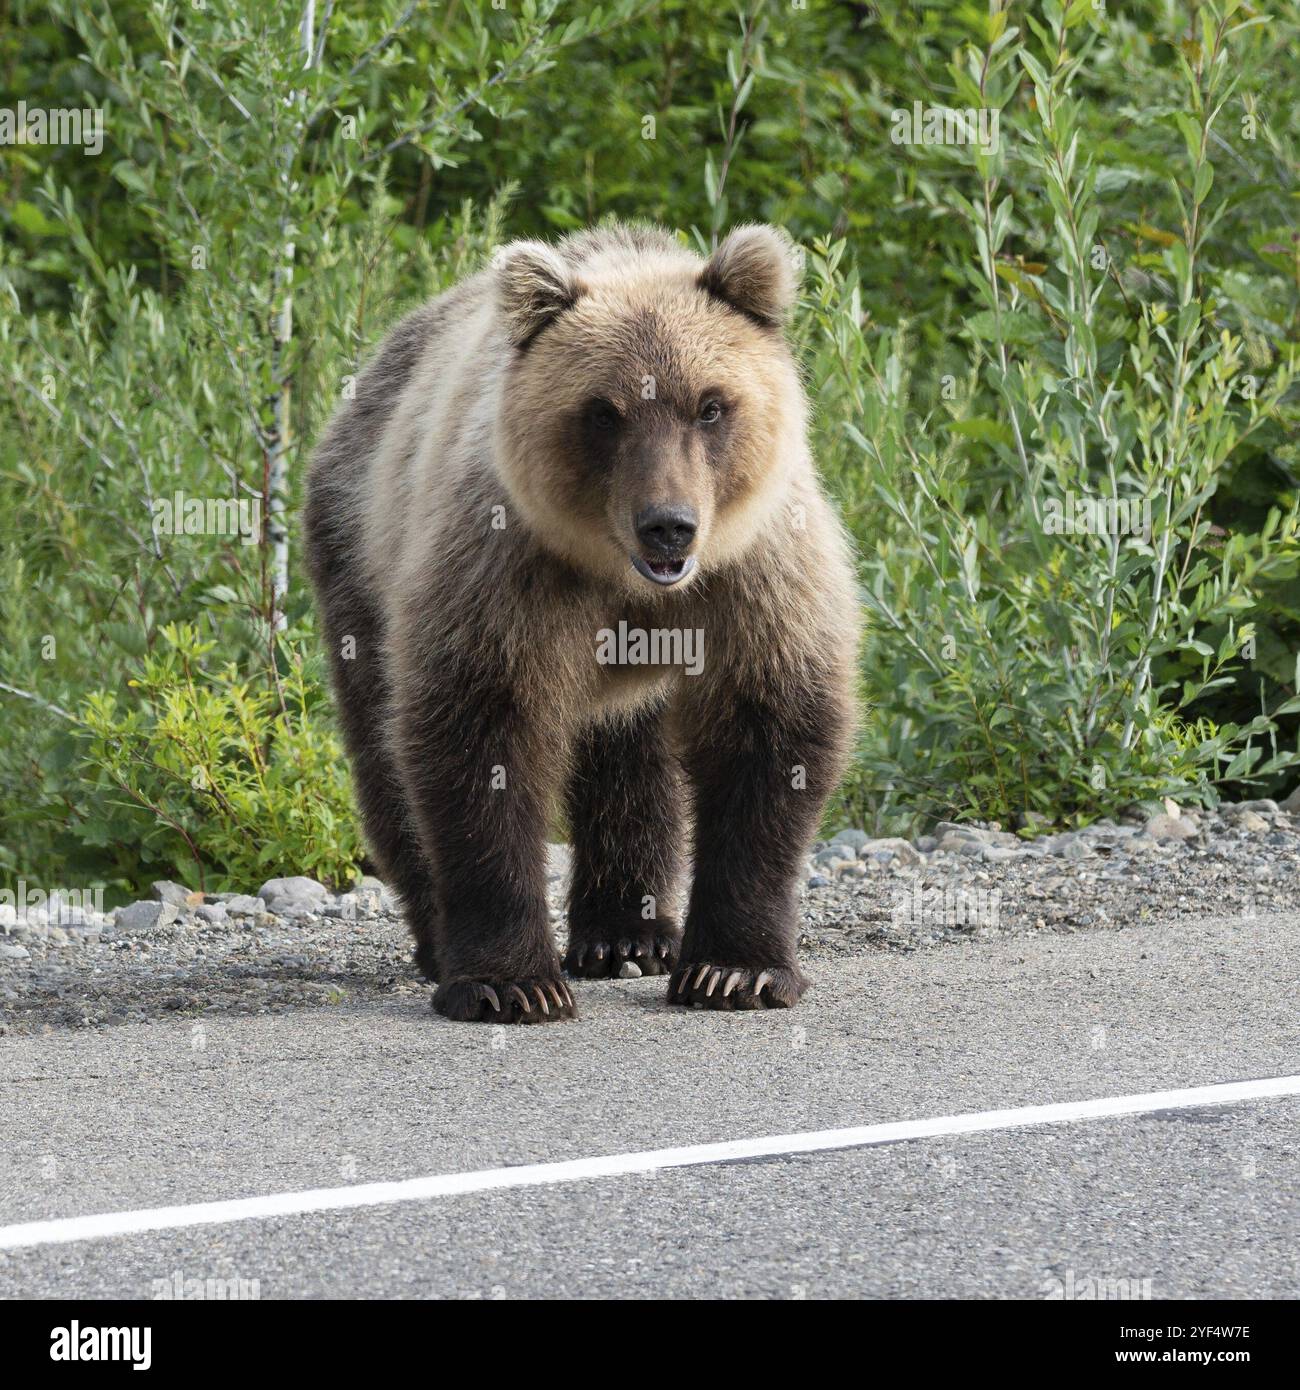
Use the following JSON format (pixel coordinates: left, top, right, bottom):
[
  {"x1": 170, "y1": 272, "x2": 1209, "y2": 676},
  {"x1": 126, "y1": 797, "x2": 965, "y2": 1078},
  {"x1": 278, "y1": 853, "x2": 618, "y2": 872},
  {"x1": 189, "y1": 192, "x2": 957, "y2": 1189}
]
[
  {"x1": 807, "y1": 1, "x2": 1300, "y2": 832},
  {"x1": 3, "y1": 0, "x2": 1299, "y2": 888},
  {"x1": 71, "y1": 624, "x2": 360, "y2": 892}
]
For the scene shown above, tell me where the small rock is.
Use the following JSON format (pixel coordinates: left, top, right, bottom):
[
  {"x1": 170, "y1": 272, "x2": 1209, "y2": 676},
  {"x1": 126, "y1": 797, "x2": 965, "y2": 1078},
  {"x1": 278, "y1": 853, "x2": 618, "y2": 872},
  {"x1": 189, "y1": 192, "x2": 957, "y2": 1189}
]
[
  {"x1": 940, "y1": 835, "x2": 987, "y2": 857},
  {"x1": 831, "y1": 829, "x2": 871, "y2": 853},
  {"x1": 0, "y1": 943, "x2": 30, "y2": 961},
  {"x1": 195, "y1": 903, "x2": 229, "y2": 925},
  {"x1": 1236, "y1": 810, "x2": 1269, "y2": 834},
  {"x1": 808, "y1": 875, "x2": 830, "y2": 889},
  {"x1": 980, "y1": 845, "x2": 1021, "y2": 863},
  {"x1": 933, "y1": 821, "x2": 987, "y2": 843},
  {"x1": 1081, "y1": 823, "x2": 1140, "y2": 839},
  {"x1": 1279, "y1": 785, "x2": 1300, "y2": 815},
  {"x1": 1141, "y1": 813, "x2": 1198, "y2": 842},
  {"x1": 224, "y1": 894, "x2": 265, "y2": 917},
  {"x1": 151, "y1": 880, "x2": 204, "y2": 909},
  {"x1": 858, "y1": 837, "x2": 922, "y2": 867},
  {"x1": 355, "y1": 876, "x2": 396, "y2": 913},
  {"x1": 617, "y1": 961, "x2": 642, "y2": 979},
  {"x1": 114, "y1": 900, "x2": 180, "y2": 934},
  {"x1": 257, "y1": 876, "x2": 330, "y2": 915}
]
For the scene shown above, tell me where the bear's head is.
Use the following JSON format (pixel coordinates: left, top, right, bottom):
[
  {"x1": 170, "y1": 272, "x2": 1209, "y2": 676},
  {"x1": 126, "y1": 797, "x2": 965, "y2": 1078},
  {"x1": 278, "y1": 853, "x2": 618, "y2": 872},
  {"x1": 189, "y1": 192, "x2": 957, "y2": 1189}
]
[{"x1": 494, "y1": 225, "x2": 806, "y2": 595}]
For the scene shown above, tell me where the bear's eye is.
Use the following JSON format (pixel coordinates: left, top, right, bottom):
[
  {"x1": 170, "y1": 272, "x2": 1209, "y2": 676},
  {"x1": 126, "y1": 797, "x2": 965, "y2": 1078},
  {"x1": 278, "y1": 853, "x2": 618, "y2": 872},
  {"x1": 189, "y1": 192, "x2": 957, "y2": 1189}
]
[
  {"x1": 698, "y1": 398, "x2": 725, "y2": 426},
  {"x1": 586, "y1": 399, "x2": 622, "y2": 433}
]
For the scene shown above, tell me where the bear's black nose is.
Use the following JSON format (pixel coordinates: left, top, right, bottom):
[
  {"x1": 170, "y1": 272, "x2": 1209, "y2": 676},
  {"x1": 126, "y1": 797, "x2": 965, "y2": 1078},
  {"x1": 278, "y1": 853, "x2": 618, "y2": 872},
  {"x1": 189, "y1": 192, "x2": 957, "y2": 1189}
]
[{"x1": 635, "y1": 504, "x2": 698, "y2": 555}]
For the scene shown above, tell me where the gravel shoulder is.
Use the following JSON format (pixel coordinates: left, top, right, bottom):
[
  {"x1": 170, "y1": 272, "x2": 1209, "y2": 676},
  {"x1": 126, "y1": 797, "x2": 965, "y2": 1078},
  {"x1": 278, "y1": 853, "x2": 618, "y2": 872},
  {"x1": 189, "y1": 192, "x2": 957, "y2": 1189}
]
[{"x1": 2, "y1": 800, "x2": 1297, "y2": 1036}]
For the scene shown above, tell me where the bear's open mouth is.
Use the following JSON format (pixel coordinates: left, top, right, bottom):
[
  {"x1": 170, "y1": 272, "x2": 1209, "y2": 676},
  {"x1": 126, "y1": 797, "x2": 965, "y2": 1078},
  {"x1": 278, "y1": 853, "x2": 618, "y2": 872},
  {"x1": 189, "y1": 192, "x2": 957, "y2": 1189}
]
[{"x1": 631, "y1": 553, "x2": 696, "y2": 587}]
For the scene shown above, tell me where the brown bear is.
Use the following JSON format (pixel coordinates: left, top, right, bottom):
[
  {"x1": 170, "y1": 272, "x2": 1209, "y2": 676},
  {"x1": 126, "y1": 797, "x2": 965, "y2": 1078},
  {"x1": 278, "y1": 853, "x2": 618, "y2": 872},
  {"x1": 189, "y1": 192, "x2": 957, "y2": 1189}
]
[{"x1": 304, "y1": 223, "x2": 859, "y2": 1022}]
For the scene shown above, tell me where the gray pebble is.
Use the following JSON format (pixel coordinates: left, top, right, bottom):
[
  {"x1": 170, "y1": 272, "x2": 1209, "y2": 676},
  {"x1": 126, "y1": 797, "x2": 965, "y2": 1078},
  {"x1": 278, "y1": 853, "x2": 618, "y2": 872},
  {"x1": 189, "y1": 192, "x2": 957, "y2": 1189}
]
[
  {"x1": 1142, "y1": 813, "x2": 1198, "y2": 842},
  {"x1": 980, "y1": 845, "x2": 1020, "y2": 863},
  {"x1": 858, "y1": 837, "x2": 922, "y2": 867},
  {"x1": 257, "y1": 876, "x2": 330, "y2": 915},
  {"x1": 933, "y1": 822, "x2": 987, "y2": 844},
  {"x1": 151, "y1": 880, "x2": 201, "y2": 908},
  {"x1": 114, "y1": 900, "x2": 180, "y2": 934}
]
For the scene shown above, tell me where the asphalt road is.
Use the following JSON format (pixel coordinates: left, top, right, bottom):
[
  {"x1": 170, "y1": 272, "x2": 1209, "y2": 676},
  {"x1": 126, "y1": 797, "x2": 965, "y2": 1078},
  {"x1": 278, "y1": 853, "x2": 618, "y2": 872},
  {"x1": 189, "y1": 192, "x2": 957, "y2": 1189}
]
[{"x1": 1, "y1": 911, "x2": 1297, "y2": 1299}]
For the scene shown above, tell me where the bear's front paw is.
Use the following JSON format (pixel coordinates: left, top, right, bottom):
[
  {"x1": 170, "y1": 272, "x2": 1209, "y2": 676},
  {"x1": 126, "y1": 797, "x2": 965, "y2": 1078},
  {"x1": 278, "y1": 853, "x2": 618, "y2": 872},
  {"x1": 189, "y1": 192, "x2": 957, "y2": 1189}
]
[
  {"x1": 563, "y1": 923, "x2": 681, "y2": 979},
  {"x1": 668, "y1": 962, "x2": 806, "y2": 1011},
  {"x1": 432, "y1": 976, "x2": 578, "y2": 1024}
]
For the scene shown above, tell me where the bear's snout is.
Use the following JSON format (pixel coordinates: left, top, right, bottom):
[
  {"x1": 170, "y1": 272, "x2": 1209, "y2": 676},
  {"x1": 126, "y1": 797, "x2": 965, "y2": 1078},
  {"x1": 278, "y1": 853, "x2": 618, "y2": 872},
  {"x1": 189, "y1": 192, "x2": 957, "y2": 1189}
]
[
  {"x1": 634, "y1": 503, "x2": 698, "y2": 555},
  {"x1": 631, "y1": 503, "x2": 699, "y2": 586}
]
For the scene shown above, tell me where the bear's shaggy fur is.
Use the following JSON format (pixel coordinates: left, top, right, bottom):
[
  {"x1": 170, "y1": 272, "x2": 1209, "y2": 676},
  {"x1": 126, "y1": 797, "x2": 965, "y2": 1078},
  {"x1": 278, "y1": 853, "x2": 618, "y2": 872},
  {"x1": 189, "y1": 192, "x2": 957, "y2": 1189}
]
[{"x1": 304, "y1": 223, "x2": 859, "y2": 1022}]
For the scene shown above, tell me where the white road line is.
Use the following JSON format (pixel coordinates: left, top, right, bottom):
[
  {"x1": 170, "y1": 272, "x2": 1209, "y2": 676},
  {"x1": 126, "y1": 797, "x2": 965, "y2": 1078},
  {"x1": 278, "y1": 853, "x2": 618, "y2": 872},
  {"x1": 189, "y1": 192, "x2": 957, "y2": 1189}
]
[{"x1": 3, "y1": 1074, "x2": 1298, "y2": 1252}]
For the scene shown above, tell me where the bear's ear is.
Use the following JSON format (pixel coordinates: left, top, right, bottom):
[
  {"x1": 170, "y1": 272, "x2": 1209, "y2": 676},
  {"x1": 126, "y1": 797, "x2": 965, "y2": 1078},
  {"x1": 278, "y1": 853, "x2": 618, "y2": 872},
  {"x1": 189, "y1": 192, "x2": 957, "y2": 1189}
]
[
  {"x1": 495, "y1": 240, "x2": 582, "y2": 348},
  {"x1": 698, "y1": 224, "x2": 799, "y2": 328}
]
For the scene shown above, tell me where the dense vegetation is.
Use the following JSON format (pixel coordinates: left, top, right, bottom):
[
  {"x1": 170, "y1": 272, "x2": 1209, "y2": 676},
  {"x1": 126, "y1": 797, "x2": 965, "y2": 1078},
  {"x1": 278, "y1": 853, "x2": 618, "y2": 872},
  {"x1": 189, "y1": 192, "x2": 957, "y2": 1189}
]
[{"x1": 2, "y1": 0, "x2": 1298, "y2": 898}]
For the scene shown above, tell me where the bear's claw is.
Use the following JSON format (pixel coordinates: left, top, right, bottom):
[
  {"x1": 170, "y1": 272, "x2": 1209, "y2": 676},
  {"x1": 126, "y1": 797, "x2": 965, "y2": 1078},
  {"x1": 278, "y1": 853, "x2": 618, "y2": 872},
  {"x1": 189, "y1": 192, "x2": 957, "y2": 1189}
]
[
  {"x1": 433, "y1": 976, "x2": 578, "y2": 1023},
  {"x1": 563, "y1": 924, "x2": 681, "y2": 979},
  {"x1": 668, "y1": 962, "x2": 805, "y2": 1010}
]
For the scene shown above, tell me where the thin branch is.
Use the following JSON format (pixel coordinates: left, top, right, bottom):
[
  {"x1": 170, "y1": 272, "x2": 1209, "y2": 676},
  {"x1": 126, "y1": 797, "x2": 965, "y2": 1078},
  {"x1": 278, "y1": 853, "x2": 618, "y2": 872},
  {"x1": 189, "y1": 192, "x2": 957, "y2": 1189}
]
[
  {"x1": 311, "y1": 0, "x2": 336, "y2": 69},
  {"x1": 0, "y1": 681, "x2": 77, "y2": 723},
  {"x1": 305, "y1": 0, "x2": 419, "y2": 128},
  {"x1": 364, "y1": 36, "x2": 548, "y2": 164},
  {"x1": 167, "y1": 21, "x2": 253, "y2": 120},
  {"x1": 10, "y1": 371, "x2": 183, "y2": 596}
]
